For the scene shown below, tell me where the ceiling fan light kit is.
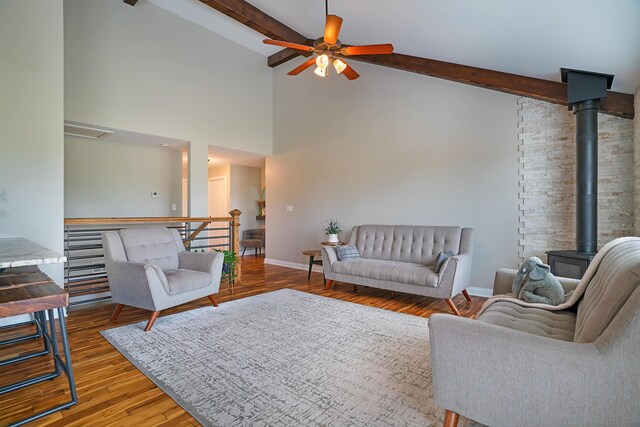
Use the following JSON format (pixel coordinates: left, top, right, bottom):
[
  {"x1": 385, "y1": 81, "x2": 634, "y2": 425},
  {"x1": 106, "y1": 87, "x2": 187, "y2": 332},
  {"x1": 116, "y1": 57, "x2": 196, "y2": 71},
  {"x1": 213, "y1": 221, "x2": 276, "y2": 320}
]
[{"x1": 262, "y1": 2, "x2": 394, "y2": 81}]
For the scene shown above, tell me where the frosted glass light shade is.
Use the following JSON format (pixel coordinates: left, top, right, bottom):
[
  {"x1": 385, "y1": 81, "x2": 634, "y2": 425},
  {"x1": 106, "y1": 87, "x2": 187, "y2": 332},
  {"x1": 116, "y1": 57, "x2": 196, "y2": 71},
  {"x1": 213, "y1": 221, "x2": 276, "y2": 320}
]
[{"x1": 333, "y1": 58, "x2": 347, "y2": 74}]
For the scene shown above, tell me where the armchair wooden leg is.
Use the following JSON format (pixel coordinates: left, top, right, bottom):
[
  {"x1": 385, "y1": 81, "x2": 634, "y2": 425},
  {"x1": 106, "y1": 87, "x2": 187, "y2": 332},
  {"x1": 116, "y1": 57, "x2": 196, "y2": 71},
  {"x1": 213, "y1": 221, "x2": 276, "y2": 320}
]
[
  {"x1": 445, "y1": 299, "x2": 461, "y2": 316},
  {"x1": 325, "y1": 279, "x2": 334, "y2": 290},
  {"x1": 462, "y1": 289, "x2": 472, "y2": 302},
  {"x1": 444, "y1": 410, "x2": 459, "y2": 427},
  {"x1": 144, "y1": 311, "x2": 161, "y2": 332},
  {"x1": 111, "y1": 304, "x2": 125, "y2": 322},
  {"x1": 207, "y1": 295, "x2": 219, "y2": 307}
]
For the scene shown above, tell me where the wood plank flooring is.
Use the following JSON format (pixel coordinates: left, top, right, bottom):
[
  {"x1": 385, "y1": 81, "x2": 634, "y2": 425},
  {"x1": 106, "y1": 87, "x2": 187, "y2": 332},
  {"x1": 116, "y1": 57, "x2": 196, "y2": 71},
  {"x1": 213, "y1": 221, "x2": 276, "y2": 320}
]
[{"x1": 0, "y1": 256, "x2": 486, "y2": 426}]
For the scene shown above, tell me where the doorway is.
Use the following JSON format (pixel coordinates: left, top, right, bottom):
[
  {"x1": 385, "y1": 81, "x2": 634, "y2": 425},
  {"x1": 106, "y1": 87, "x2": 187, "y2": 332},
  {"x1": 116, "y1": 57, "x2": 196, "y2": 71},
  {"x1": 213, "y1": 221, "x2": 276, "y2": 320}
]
[{"x1": 208, "y1": 175, "x2": 229, "y2": 248}]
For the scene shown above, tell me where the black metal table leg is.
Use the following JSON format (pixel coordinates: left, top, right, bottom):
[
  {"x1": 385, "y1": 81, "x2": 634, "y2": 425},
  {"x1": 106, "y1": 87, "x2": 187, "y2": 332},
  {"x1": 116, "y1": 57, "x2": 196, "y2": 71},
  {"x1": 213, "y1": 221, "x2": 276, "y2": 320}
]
[
  {"x1": 1, "y1": 308, "x2": 78, "y2": 427},
  {"x1": 307, "y1": 256, "x2": 314, "y2": 281}
]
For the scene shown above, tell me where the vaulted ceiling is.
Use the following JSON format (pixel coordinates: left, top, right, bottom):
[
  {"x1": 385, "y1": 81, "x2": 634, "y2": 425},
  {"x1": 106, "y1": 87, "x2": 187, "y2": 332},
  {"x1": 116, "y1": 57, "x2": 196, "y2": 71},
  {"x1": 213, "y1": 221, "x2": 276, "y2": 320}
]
[{"x1": 145, "y1": 0, "x2": 638, "y2": 118}]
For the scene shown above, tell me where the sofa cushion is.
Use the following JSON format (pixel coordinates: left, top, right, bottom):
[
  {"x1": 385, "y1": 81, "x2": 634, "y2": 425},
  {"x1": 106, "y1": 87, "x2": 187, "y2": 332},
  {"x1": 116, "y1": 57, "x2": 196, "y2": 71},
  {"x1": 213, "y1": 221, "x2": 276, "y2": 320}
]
[
  {"x1": 118, "y1": 227, "x2": 180, "y2": 270},
  {"x1": 163, "y1": 269, "x2": 212, "y2": 295},
  {"x1": 331, "y1": 258, "x2": 439, "y2": 287},
  {"x1": 478, "y1": 301, "x2": 576, "y2": 342},
  {"x1": 574, "y1": 239, "x2": 640, "y2": 343},
  {"x1": 353, "y1": 225, "x2": 462, "y2": 265},
  {"x1": 336, "y1": 245, "x2": 360, "y2": 261}
]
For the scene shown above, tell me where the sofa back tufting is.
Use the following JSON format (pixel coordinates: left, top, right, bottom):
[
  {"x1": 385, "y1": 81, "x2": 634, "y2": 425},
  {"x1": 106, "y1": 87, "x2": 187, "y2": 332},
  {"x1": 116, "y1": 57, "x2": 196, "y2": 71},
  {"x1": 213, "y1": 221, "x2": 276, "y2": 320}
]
[
  {"x1": 348, "y1": 225, "x2": 469, "y2": 265},
  {"x1": 574, "y1": 239, "x2": 640, "y2": 343}
]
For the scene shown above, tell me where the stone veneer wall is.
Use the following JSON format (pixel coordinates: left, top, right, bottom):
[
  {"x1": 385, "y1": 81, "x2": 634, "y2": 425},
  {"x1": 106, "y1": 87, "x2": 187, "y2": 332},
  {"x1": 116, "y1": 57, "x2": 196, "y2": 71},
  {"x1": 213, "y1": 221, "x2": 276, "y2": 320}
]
[
  {"x1": 635, "y1": 85, "x2": 640, "y2": 233},
  {"x1": 517, "y1": 97, "x2": 634, "y2": 262}
]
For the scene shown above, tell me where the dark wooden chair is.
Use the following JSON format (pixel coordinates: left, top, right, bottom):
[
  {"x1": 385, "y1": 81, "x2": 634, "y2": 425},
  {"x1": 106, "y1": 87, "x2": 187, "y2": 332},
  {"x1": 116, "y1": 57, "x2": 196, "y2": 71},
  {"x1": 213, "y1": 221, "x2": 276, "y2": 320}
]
[{"x1": 240, "y1": 228, "x2": 265, "y2": 257}]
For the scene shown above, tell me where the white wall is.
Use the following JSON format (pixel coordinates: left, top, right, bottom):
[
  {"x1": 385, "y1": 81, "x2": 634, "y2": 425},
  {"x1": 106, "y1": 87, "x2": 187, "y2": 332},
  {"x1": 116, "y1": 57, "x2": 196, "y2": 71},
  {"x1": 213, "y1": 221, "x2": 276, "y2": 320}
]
[
  {"x1": 0, "y1": 0, "x2": 64, "y2": 288},
  {"x1": 268, "y1": 63, "x2": 520, "y2": 292},
  {"x1": 64, "y1": 0, "x2": 273, "y2": 216},
  {"x1": 635, "y1": 84, "x2": 640, "y2": 233},
  {"x1": 65, "y1": 136, "x2": 182, "y2": 217},
  {"x1": 230, "y1": 165, "x2": 262, "y2": 240}
]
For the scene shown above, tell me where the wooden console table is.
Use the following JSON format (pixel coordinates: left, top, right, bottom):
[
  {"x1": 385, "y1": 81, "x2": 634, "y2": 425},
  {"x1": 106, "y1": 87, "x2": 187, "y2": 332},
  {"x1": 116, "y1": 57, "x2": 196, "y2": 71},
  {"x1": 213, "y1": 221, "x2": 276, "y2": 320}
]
[{"x1": 0, "y1": 238, "x2": 77, "y2": 427}]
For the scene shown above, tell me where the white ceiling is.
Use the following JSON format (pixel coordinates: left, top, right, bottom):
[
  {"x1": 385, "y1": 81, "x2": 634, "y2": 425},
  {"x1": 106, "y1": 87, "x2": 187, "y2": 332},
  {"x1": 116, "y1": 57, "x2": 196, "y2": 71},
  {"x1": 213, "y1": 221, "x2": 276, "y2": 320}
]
[
  {"x1": 150, "y1": 0, "x2": 640, "y2": 94},
  {"x1": 208, "y1": 146, "x2": 265, "y2": 168}
]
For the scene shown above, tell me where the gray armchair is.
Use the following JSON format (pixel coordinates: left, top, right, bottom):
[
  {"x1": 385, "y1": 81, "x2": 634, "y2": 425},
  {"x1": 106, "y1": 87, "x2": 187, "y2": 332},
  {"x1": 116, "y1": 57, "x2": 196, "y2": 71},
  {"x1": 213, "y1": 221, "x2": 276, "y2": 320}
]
[
  {"x1": 429, "y1": 237, "x2": 640, "y2": 427},
  {"x1": 103, "y1": 227, "x2": 224, "y2": 331}
]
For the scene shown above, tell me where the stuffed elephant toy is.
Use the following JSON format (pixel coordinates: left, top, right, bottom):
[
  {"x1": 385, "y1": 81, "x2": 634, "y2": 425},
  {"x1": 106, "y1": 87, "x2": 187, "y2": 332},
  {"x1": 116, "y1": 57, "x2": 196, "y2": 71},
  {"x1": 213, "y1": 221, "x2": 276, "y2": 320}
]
[{"x1": 512, "y1": 257, "x2": 565, "y2": 305}]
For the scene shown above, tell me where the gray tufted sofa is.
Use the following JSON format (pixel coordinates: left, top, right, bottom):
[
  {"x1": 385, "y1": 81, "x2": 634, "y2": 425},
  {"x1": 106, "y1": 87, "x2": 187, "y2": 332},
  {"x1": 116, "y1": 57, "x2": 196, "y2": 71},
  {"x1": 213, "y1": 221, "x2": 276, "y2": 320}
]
[
  {"x1": 429, "y1": 237, "x2": 640, "y2": 427},
  {"x1": 321, "y1": 225, "x2": 474, "y2": 314}
]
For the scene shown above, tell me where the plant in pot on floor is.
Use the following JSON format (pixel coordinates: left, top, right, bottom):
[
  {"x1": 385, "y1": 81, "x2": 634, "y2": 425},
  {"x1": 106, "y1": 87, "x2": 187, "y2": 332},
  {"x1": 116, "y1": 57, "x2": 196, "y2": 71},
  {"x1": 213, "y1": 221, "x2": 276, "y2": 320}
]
[
  {"x1": 324, "y1": 219, "x2": 342, "y2": 244},
  {"x1": 214, "y1": 249, "x2": 238, "y2": 283}
]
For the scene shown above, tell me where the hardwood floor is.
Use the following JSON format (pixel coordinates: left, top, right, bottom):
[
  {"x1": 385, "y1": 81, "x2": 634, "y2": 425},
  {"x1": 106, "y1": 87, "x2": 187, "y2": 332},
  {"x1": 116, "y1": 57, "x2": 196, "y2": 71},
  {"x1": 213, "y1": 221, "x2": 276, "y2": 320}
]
[{"x1": 0, "y1": 256, "x2": 485, "y2": 426}]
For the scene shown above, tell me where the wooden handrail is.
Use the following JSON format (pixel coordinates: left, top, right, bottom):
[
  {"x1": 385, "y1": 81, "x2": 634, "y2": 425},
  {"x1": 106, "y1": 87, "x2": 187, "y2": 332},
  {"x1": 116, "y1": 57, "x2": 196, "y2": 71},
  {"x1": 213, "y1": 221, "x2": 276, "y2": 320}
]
[
  {"x1": 64, "y1": 217, "x2": 232, "y2": 225},
  {"x1": 64, "y1": 214, "x2": 244, "y2": 285}
]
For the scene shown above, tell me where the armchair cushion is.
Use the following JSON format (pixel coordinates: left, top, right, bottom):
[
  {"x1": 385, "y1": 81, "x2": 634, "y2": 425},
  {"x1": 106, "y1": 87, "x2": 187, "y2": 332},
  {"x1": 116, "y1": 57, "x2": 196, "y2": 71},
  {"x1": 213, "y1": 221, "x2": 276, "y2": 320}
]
[
  {"x1": 118, "y1": 227, "x2": 180, "y2": 270},
  {"x1": 163, "y1": 269, "x2": 212, "y2": 295},
  {"x1": 478, "y1": 301, "x2": 576, "y2": 341}
]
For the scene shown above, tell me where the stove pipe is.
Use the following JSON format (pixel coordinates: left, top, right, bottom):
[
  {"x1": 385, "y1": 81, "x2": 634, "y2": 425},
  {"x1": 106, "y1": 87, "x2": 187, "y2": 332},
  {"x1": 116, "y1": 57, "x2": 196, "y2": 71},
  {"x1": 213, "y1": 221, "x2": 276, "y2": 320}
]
[
  {"x1": 561, "y1": 68, "x2": 614, "y2": 254},
  {"x1": 574, "y1": 99, "x2": 598, "y2": 253}
]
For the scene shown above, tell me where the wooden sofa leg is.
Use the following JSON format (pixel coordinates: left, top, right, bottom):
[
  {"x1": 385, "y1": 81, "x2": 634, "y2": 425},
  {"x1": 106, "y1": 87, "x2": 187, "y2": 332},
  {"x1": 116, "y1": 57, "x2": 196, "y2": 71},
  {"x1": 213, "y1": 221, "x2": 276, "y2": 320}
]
[
  {"x1": 111, "y1": 304, "x2": 125, "y2": 322},
  {"x1": 445, "y1": 299, "x2": 461, "y2": 316},
  {"x1": 144, "y1": 311, "x2": 161, "y2": 332},
  {"x1": 325, "y1": 280, "x2": 334, "y2": 290},
  {"x1": 207, "y1": 295, "x2": 219, "y2": 307},
  {"x1": 462, "y1": 289, "x2": 472, "y2": 302},
  {"x1": 444, "y1": 410, "x2": 459, "y2": 427}
]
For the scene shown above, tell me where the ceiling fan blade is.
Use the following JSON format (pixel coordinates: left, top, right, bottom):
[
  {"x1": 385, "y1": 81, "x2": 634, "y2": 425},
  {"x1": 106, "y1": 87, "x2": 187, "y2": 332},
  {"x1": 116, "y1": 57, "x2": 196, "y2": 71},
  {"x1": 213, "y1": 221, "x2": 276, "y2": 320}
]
[
  {"x1": 323, "y1": 15, "x2": 343, "y2": 45},
  {"x1": 342, "y1": 44, "x2": 394, "y2": 56},
  {"x1": 288, "y1": 57, "x2": 317, "y2": 76},
  {"x1": 263, "y1": 39, "x2": 314, "y2": 52},
  {"x1": 341, "y1": 63, "x2": 360, "y2": 80}
]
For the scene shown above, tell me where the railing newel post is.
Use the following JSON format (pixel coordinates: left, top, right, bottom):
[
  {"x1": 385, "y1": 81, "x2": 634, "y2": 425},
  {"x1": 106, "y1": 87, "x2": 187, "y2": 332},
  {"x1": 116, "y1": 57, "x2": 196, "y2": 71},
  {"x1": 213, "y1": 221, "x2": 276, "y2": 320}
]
[{"x1": 229, "y1": 209, "x2": 242, "y2": 282}]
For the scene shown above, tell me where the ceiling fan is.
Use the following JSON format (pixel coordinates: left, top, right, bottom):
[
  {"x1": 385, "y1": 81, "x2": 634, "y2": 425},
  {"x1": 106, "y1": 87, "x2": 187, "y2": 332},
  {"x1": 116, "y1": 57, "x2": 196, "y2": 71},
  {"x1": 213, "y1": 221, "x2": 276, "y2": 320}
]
[{"x1": 262, "y1": 1, "x2": 394, "y2": 80}]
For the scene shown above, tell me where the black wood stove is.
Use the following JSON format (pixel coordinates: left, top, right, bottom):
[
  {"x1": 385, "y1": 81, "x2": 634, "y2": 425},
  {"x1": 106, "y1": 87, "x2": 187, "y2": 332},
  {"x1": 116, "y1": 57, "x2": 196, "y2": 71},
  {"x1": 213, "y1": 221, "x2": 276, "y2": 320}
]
[{"x1": 546, "y1": 68, "x2": 615, "y2": 279}]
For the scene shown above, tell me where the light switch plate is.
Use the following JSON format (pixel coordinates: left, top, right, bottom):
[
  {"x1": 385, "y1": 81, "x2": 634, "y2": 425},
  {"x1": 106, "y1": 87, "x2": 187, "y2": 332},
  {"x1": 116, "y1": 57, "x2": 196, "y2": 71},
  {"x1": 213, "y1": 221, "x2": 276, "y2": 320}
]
[
  {"x1": 287, "y1": 205, "x2": 294, "y2": 212},
  {"x1": 171, "y1": 203, "x2": 177, "y2": 211}
]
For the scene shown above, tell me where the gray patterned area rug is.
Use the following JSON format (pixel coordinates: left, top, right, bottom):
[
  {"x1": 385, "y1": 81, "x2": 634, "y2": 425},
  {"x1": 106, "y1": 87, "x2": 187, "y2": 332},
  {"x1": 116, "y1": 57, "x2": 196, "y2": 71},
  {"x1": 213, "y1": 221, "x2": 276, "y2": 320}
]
[{"x1": 101, "y1": 289, "x2": 480, "y2": 426}]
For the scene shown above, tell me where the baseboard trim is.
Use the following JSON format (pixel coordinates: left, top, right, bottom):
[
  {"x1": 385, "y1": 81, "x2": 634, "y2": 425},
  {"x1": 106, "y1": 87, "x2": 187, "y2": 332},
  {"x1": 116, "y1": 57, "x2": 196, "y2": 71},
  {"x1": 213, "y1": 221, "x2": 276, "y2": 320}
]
[
  {"x1": 264, "y1": 258, "x2": 323, "y2": 274},
  {"x1": 466, "y1": 286, "x2": 493, "y2": 298}
]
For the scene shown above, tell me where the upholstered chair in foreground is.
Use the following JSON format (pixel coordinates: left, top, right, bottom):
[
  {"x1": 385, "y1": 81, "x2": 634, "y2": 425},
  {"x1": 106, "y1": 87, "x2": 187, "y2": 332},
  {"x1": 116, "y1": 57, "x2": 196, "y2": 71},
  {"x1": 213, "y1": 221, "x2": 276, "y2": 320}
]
[
  {"x1": 103, "y1": 227, "x2": 224, "y2": 331},
  {"x1": 429, "y1": 237, "x2": 640, "y2": 427}
]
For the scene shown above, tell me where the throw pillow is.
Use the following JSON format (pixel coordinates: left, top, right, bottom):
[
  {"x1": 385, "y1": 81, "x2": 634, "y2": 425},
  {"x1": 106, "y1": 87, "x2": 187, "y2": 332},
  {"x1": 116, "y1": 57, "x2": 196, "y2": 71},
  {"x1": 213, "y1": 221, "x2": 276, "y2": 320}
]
[
  {"x1": 434, "y1": 250, "x2": 455, "y2": 273},
  {"x1": 336, "y1": 245, "x2": 360, "y2": 261}
]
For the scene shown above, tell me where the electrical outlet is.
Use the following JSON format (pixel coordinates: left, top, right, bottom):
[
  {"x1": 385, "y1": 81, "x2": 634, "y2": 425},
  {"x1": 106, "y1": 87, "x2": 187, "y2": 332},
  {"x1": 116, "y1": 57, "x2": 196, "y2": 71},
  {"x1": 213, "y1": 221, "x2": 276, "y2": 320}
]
[
  {"x1": 171, "y1": 203, "x2": 177, "y2": 211},
  {"x1": 287, "y1": 205, "x2": 294, "y2": 212}
]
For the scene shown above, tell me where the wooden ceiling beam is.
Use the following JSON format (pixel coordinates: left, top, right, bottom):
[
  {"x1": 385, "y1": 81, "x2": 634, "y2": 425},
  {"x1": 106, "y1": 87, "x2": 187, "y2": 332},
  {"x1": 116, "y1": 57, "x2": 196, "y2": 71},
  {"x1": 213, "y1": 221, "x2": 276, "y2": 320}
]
[
  {"x1": 342, "y1": 53, "x2": 634, "y2": 119},
  {"x1": 198, "y1": 1, "x2": 633, "y2": 119},
  {"x1": 199, "y1": 0, "x2": 307, "y2": 44}
]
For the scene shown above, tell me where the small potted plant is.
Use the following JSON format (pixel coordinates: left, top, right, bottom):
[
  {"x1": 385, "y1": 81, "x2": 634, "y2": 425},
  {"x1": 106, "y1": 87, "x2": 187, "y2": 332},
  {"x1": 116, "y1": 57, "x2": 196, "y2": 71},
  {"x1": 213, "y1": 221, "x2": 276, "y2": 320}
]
[
  {"x1": 214, "y1": 249, "x2": 238, "y2": 283},
  {"x1": 324, "y1": 219, "x2": 342, "y2": 243}
]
